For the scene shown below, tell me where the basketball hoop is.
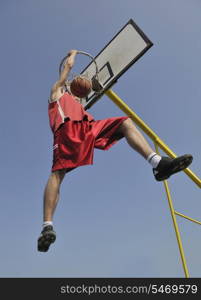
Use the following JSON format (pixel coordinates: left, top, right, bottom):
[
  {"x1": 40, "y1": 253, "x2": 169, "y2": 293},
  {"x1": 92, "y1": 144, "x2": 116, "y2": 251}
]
[{"x1": 59, "y1": 51, "x2": 103, "y2": 95}]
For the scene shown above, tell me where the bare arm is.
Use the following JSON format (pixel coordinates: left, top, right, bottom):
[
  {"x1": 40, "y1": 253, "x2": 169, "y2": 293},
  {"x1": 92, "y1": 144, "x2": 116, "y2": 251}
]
[{"x1": 50, "y1": 50, "x2": 78, "y2": 100}]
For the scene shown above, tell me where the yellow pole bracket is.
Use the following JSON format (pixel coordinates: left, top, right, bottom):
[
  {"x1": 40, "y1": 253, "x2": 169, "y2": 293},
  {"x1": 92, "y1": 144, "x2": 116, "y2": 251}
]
[{"x1": 175, "y1": 211, "x2": 201, "y2": 226}]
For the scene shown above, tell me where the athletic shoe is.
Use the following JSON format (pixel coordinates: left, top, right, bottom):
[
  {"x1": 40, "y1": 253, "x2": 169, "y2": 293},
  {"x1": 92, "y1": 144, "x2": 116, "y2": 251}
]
[
  {"x1": 37, "y1": 225, "x2": 56, "y2": 252},
  {"x1": 153, "y1": 154, "x2": 193, "y2": 181}
]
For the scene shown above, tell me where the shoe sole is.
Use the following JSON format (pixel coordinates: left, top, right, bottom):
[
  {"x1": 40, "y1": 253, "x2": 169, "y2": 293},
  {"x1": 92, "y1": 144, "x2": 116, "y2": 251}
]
[
  {"x1": 38, "y1": 231, "x2": 56, "y2": 252},
  {"x1": 156, "y1": 154, "x2": 193, "y2": 181}
]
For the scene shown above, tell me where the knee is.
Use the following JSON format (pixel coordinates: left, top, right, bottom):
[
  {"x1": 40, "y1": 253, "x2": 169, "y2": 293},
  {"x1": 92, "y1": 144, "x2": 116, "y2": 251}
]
[
  {"x1": 51, "y1": 169, "x2": 66, "y2": 184},
  {"x1": 119, "y1": 118, "x2": 134, "y2": 133}
]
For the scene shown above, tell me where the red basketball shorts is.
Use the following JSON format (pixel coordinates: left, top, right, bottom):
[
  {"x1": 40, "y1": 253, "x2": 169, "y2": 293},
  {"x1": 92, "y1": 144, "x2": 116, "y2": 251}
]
[{"x1": 51, "y1": 116, "x2": 128, "y2": 173}]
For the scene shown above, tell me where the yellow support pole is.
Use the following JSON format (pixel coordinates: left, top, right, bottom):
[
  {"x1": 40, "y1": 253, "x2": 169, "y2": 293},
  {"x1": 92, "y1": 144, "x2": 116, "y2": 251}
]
[
  {"x1": 162, "y1": 180, "x2": 190, "y2": 277},
  {"x1": 154, "y1": 143, "x2": 189, "y2": 278},
  {"x1": 105, "y1": 88, "x2": 193, "y2": 277},
  {"x1": 105, "y1": 89, "x2": 201, "y2": 188}
]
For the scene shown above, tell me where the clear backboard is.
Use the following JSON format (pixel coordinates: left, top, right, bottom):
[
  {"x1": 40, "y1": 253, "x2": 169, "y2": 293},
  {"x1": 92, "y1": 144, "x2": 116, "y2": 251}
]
[{"x1": 81, "y1": 19, "x2": 153, "y2": 109}]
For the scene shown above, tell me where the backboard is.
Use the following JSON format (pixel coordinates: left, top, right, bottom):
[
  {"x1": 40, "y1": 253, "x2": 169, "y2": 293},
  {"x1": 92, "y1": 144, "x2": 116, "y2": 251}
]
[{"x1": 80, "y1": 19, "x2": 153, "y2": 109}]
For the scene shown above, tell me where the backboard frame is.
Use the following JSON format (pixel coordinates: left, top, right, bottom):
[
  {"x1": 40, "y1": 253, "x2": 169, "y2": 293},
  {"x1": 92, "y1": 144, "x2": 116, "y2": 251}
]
[{"x1": 81, "y1": 18, "x2": 153, "y2": 109}]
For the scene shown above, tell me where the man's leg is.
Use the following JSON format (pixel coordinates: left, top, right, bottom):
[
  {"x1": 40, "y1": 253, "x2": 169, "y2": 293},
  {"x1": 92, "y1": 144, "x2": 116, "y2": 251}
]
[
  {"x1": 43, "y1": 170, "x2": 66, "y2": 222},
  {"x1": 117, "y1": 118, "x2": 153, "y2": 159},
  {"x1": 117, "y1": 118, "x2": 193, "y2": 181},
  {"x1": 38, "y1": 169, "x2": 66, "y2": 252}
]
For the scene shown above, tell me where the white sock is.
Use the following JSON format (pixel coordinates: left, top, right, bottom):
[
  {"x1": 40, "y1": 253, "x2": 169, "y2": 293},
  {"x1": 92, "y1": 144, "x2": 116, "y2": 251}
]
[
  {"x1": 147, "y1": 152, "x2": 162, "y2": 168},
  {"x1": 43, "y1": 221, "x2": 53, "y2": 228}
]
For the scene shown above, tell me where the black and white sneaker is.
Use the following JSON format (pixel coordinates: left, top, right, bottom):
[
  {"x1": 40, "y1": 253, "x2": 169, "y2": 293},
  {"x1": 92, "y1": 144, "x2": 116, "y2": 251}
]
[
  {"x1": 153, "y1": 154, "x2": 193, "y2": 181},
  {"x1": 37, "y1": 225, "x2": 56, "y2": 252}
]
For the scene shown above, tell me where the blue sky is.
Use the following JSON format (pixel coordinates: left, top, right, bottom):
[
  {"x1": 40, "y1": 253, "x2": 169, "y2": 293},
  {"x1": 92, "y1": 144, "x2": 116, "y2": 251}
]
[{"x1": 1, "y1": 0, "x2": 201, "y2": 278}]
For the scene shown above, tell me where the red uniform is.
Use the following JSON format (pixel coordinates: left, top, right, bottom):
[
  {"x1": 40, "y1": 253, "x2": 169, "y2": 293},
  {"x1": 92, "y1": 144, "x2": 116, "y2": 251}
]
[
  {"x1": 48, "y1": 92, "x2": 94, "y2": 133},
  {"x1": 48, "y1": 92, "x2": 128, "y2": 173}
]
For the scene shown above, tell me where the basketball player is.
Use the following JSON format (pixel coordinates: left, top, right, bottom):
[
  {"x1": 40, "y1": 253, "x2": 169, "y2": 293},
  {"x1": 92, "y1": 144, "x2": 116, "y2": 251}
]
[{"x1": 37, "y1": 49, "x2": 193, "y2": 252}]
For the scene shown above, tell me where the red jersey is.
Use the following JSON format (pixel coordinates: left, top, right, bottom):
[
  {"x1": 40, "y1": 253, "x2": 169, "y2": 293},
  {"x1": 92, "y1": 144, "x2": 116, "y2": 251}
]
[{"x1": 48, "y1": 92, "x2": 94, "y2": 133}]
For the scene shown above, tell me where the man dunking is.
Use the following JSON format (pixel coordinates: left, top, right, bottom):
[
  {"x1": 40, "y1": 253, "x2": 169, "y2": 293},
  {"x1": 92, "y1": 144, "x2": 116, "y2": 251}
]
[{"x1": 37, "y1": 50, "x2": 193, "y2": 252}]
